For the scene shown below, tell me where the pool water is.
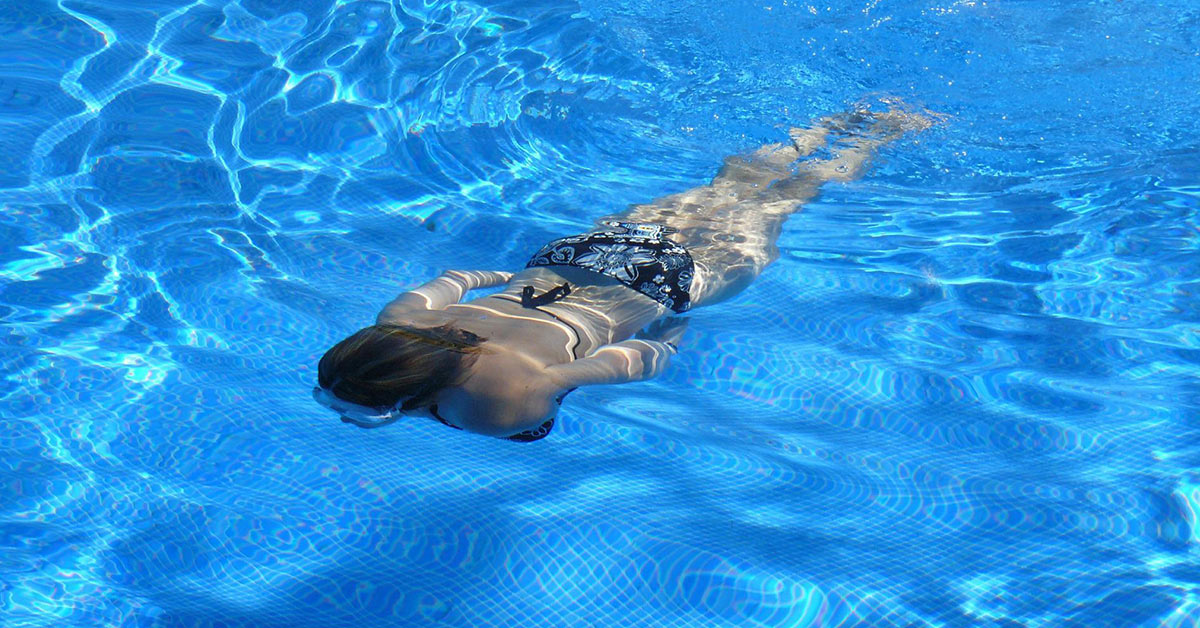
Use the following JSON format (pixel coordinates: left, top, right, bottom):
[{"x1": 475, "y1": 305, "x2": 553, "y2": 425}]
[{"x1": 2, "y1": 0, "x2": 1199, "y2": 626}]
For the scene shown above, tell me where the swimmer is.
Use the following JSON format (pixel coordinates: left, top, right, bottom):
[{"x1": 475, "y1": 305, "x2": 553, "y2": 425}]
[{"x1": 314, "y1": 107, "x2": 932, "y2": 440}]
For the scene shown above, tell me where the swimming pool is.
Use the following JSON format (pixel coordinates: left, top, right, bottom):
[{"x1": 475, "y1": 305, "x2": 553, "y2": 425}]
[{"x1": 2, "y1": 0, "x2": 1198, "y2": 625}]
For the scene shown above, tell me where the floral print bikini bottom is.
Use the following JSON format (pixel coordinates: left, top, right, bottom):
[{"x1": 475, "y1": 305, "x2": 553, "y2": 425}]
[{"x1": 525, "y1": 222, "x2": 695, "y2": 313}]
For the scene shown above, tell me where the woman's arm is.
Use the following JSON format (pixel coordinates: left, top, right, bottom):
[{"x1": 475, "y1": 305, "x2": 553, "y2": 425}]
[
  {"x1": 377, "y1": 270, "x2": 512, "y2": 322},
  {"x1": 546, "y1": 339, "x2": 678, "y2": 387}
]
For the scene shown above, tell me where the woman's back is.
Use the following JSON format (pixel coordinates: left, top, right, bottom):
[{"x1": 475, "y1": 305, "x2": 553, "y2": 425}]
[{"x1": 381, "y1": 265, "x2": 669, "y2": 368}]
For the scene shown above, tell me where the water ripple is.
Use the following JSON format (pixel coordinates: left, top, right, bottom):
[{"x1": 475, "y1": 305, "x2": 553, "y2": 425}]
[{"x1": 3, "y1": 0, "x2": 1200, "y2": 626}]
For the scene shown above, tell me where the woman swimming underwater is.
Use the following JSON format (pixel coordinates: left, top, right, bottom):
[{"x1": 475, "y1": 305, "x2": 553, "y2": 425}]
[{"x1": 314, "y1": 108, "x2": 931, "y2": 441}]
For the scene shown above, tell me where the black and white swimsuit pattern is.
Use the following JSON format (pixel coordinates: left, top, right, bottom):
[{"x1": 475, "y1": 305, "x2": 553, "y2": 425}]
[{"x1": 526, "y1": 221, "x2": 694, "y2": 313}]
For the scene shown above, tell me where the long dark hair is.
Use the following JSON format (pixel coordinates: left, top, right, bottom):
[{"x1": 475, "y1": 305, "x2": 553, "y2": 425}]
[{"x1": 317, "y1": 324, "x2": 487, "y2": 410}]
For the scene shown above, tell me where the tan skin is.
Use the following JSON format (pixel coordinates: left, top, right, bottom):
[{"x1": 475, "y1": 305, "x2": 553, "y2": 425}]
[
  {"x1": 371, "y1": 109, "x2": 931, "y2": 438},
  {"x1": 375, "y1": 266, "x2": 676, "y2": 436}
]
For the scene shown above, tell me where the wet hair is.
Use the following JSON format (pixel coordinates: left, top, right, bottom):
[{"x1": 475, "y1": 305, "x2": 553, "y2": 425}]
[{"x1": 317, "y1": 324, "x2": 487, "y2": 411}]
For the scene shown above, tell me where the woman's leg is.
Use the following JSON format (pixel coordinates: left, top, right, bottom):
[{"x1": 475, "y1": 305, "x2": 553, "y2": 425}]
[
  {"x1": 613, "y1": 124, "x2": 831, "y2": 226},
  {"x1": 607, "y1": 109, "x2": 931, "y2": 308}
]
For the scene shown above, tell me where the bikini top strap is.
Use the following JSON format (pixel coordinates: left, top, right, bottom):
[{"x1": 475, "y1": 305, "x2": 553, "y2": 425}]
[{"x1": 520, "y1": 282, "x2": 572, "y2": 308}]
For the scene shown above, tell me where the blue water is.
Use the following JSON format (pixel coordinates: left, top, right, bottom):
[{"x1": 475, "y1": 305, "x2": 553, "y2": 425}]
[{"x1": 2, "y1": 0, "x2": 1199, "y2": 626}]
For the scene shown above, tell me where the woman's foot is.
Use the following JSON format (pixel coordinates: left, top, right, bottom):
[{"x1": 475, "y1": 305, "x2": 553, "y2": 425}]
[
  {"x1": 795, "y1": 105, "x2": 935, "y2": 181},
  {"x1": 746, "y1": 105, "x2": 934, "y2": 175}
]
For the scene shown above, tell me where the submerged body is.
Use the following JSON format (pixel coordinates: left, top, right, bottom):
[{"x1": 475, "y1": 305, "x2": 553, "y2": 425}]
[{"x1": 317, "y1": 109, "x2": 930, "y2": 439}]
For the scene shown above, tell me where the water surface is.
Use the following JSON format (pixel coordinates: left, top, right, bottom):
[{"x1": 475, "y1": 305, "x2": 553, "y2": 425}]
[{"x1": 1, "y1": 0, "x2": 1198, "y2": 626}]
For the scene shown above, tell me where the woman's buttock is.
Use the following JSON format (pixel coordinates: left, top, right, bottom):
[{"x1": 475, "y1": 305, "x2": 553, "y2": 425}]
[{"x1": 602, "y1": 198, "x2": 793, "y2": 307}]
